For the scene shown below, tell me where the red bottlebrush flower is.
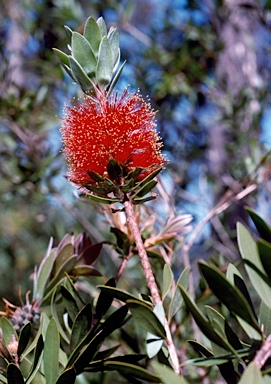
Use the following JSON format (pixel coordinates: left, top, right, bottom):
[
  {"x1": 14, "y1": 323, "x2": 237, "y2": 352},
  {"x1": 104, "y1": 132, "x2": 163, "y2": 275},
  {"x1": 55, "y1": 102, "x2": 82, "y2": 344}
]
[{"x1": 61, "y1": 89, "x2": 166, "y2": 187}]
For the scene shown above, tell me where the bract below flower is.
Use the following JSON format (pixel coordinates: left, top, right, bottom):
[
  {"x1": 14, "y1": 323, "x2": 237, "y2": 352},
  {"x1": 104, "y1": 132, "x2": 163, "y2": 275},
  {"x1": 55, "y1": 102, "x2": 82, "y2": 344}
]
[{"x1": 60, "y1": 89, "x2": 166, "y2": 188}]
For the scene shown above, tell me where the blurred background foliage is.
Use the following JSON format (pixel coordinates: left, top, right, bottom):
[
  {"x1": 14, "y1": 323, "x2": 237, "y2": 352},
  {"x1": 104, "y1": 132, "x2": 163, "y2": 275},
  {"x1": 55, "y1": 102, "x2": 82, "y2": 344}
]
[{"x1": 1, "y1": 0, "x2": 271, "y2": 312}]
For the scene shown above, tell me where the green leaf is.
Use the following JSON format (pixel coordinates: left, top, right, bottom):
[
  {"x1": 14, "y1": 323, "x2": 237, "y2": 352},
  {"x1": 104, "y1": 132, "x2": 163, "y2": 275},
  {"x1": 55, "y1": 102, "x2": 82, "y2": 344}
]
[
  {"x1": 69, "y1": 56, "x2": 95, "y2": 92},
  {"x1": 162, "y1": 264, "x2": 173, "y2": 300},
  {"x1": 198, "y1": 261, "x2": 261, "y2": 333},
  {"x1": 238, "y1": 362, "x2": 263, "y2": 384},
  {"x1": 127, "y1": 300, "x2": 166, "y2": 339},
  {"x1": 71, "y1": 32, "x2": 97, "y2": 77},
  {"x1": 237, "y1": 222, "x2": 271, "y2": 310},
  {"x1": 55, "y1": 367, "x2": 76, "y2": 384},
  {"x1": 44, "y1": 254, "x2": 77, "y2": 297},
  {"x1": 35, "y1": 239, "x2": 55, "y2": 300},
  {"x1": 146, "y1": 303, "x2": 165, "y2": 358},
  {"x1": 1, "y1": 317, "x2": 17, "y2": 346},
  {"x1": 169, "y1": 267, "x2": 190, "y2": 320},
  {"x1": 44, "y1": 318, "x2": 60, "y2": 384},
  {"x1": 71, "y1": 265, "x2": 102, "y2": 277},
  {"x1": 104, "y1": 361, "x2": 161, "y2": 383},
  {"x1": 0, "y1": 373, "x2": 7, "y2": 383},
  {"x1": 53, "y1": 48, "x2": 70, "y2": 67},
  {"x1": 97, "y1": 285, "x2": 151, "y2": 305},
  {"x1": 96, "y1": 36, "x2": 114, "y2": 86},
  {"x1": 107, "y1": 158, "x2": 123, "y2": 180},
  {"x1": 245, "y1": 207, "x2": 271, "y2": 243},
  {"x1": 184, "y1": 349, "x2": 250, "y2": 367},
  {"x1": 64, "y1": 25, "x2": 73, "y2": 42},
  {"x1": 70, "y1": 304, "x2": 92, "y2": 351},
  {"x1": 258, "y1": 239, "x2": 271, "y2": 280},
  {"x1": 178, "y1": 284, "x2": 237, "y2": 351},
  {"x1": 83, "y1": 17, "x2": 102, "y2": 55},
  {"x1": 53, "y1": 243, "x2": 74, "y2": 276},
  {"x1": 50, "y1": 288, "x2": 70, "y2": 344},
  {"x1": 7, "y1": 364, "x2": 24, "y2": 384},
  {"x1": 152, "y1": 362, "x2": 189, "y2": 384},
  {"x1": 18, "y1": 323, "x2": 31, "y2": 358},
  {"x1": 260, "y1": 301, "x2": 271, "y2": 336}
]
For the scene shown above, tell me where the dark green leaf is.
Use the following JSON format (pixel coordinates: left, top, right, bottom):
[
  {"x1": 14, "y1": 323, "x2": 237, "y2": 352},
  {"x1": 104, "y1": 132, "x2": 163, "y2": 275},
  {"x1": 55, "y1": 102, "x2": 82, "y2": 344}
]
[
  {"x1": 71, "y1": 32, "x2": 97, "y2": 77},
  {"x1": 73, "y1": 305, "x2": 128, "y2": 373},
  {"x1": 198, "y1": 261, "x2": 261, "y2": 333},
  {"x1": 25, "y1": 334, "x2": 44, "y2": 382},
  {"x1": 84, "y1": 17, "x2": 102, "y2": 55},
  {"x1": 55, "y1": 367, "x2": 76, "y2": 384},
  {"x1": 104, "y1": 361, "x2": 161, "y2": 383},
  {"x1": 237, "y1": 222, "x2": 271, "y2": 310},
  {"x1": 44, "y1": 318, "x2": 59, "y2": 384},
  {"x1": 258, "y1": 239, "x2": 271, "y2": 280},
  {"x1": 184, "y1": 349, "x2": 250, "y2": 367},
  {"x1": 133, "y1": 180, "x2": 158, "y2": 198},
  {"x1": 96, "y1": 36, "x2": 114, "y2": 86},
  {"x1": 127, "y1": 300, "x2": 166, "y2": 339},
  {"x1": 188, "y1": 340, "x2": 213, "y2": 357},
  {"x1": 245, "y1": 207, "x2": 271, "y2": 243},
  {"x1": 1, "y1": 317, "x2": 17, "y2": 346},
  {"x1": 226, "y1": 263, "x2": 261, "y2": 340},
  {"x1": 96, "y1": 278, "x2": 116, "y2": 319},
  {"x1": 71, "y1": 265, "x2": 102, "y2": 277},
  {"x1": 107, "y1": 158, "x2": 123, "y2": 180},
  {"x1": 70, "y1": 304, "x2": 92, "y2": 351},
  {"x1": 97, "y1": 285, "x2": 151, "y2": 305},
  {"x1": 178, "y1": 284, "x2": 237, "y2": 351},
  {"x1": 18, "y1": 323, "x2": 31, "y2": 358},
  {"x1": 133, "y1": 195, "x2": 157, "y2": 204},
  {"x1": 132, "y1": 167, "x2": 163, "y2": 191},
  {"x1": 94, "y1": 345, "x2": 120, "y2": 361},
  {"x1": 86, "y1": 193, "x2": 120, "y2": 204},
  {"x1": 7, "y1": 364, "x2": 24, "y2": 384},
  {"x1": 60, "y1": 285, "x2": 79, "y2": 323}
]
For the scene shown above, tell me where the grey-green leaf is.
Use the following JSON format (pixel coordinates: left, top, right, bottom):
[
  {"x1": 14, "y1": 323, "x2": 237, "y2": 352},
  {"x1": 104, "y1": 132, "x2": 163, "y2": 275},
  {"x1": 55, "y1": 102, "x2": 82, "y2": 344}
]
[
  {"x1": 71, "y1": 32, "x2": 97, "y2": 77},
  {"x1": 162, "y1": 264, "x2": 173, "y2": 300},
  {"x1": 69, "y1": 56, "x2": 95, "y2": 92},
  {"x1": 96, "y1": 36, "x2": 114, "y2": 87},
  {"x1": 53, "y1": 48, "x2": 70, "y2": 67},
  {"x1": 169, "y1": 267, "x2": 189, "y2": 320},
  {"x1": 84, "y1": 17, "x2": 102, "y2": 55},
  {"x1": 97, "y1": 17, "x2": 107, "y2": 37}
]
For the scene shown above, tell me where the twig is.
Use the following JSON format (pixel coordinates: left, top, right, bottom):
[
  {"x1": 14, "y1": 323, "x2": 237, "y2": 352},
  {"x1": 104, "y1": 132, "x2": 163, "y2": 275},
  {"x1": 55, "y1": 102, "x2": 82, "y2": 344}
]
[
  {"x1": 253, "y1": 334, "x2": 271, "y2": 369},
  {"x1": 123, "y1": 196, "x2": 181, "y2": 375}
]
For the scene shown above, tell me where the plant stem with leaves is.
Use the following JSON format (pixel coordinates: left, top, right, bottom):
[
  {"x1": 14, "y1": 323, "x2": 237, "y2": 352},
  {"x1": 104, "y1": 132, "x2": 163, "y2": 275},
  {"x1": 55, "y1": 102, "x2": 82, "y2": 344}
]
[{"x1": 124, "y1": 196, "x2": 181, "y2": 375}]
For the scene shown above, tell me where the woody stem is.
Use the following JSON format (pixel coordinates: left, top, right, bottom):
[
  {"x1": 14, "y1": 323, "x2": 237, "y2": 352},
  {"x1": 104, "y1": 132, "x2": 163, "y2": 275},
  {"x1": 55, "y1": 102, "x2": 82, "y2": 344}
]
[{"x1": 123, "y1": 196, "x2": 181, "y2": 375}]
